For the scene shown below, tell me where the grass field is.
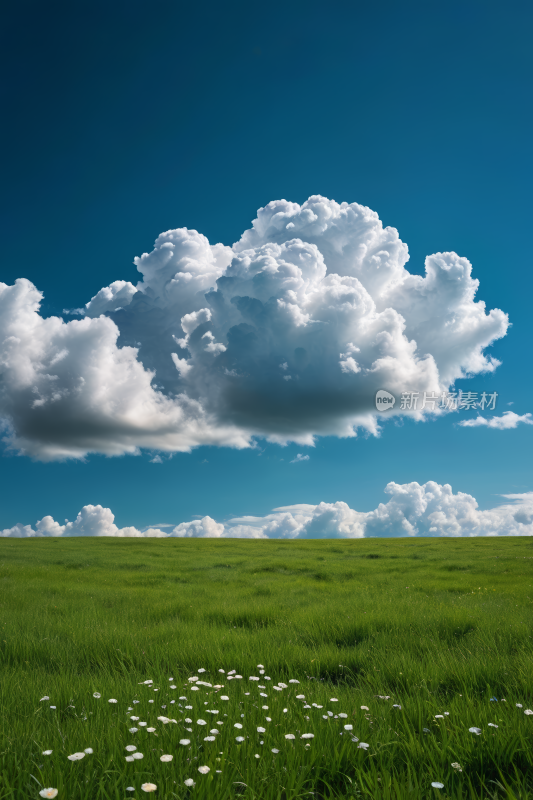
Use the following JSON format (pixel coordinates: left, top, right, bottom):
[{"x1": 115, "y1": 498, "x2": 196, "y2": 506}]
[{"x1": 1, "y1": 536, "x2": 532, "y2": 800}]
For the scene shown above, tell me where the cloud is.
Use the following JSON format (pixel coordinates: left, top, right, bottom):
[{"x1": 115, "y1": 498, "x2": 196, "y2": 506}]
[
  {"x1": 0, "y1": 196, "x2": 510, "y2": 460},
  {"x1": 290, "y1": 453, "x2": 310, "y2": 463},
  {"x1": 459, "y1": 412, "x2": 533, "y2": 430},
  {"x1": 3, "y1": 482, "x2": 533, "y2": 538}
]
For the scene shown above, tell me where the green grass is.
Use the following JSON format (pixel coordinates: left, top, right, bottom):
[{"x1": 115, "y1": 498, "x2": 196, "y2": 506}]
[{"x1": 1, "y1": 536, "x2": 532, "y2": 800}]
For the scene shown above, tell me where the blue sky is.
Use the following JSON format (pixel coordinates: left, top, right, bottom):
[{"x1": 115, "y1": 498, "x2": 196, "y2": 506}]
[{"x1": 1, "y1": 0, "x2": 532, "y2": 537}]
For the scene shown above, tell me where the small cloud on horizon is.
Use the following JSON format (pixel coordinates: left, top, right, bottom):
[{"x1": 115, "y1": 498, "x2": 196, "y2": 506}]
[{"x1": 459, "y1": 411, "x2": 533, "y2": 430}]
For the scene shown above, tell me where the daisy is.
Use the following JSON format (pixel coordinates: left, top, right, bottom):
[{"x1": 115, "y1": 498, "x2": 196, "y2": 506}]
[
  {"x1": 39, "y1": 790, "x2": 58, "y2": 798},
  {"x1": 141, "y1": 783, "x2": 157, "y2": 792},
  {"x1": 184, "y1": 779, "x2": 196, "y2": 787},
  {"x1": 198, "y1": 766, "x2": 210, "y2": 774},
  {"x1": 160, "y1": 755, "x2": 173, "y2": 762},
  {"x1": 68, "y1": 752, "x2": 85, "y2": 761}
]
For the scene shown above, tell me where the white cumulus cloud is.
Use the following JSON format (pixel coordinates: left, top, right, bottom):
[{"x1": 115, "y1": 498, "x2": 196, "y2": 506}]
[
  {"x1": 3, "y1": 482, "x2": 532, "y2": 538},
  {"x1": 459, "y1": 411, "x2": 533, "y2": 430},
  {"x1": 0, "y1": 196, "x2": 510, "y2": 460}
]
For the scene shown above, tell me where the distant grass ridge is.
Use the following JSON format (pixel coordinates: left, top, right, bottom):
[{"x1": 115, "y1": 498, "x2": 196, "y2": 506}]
[{"x1": 0, "y1": 536, "x2": 532, "y2": 799}]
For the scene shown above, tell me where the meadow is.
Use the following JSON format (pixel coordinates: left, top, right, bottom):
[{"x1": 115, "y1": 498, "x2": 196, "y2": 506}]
[{"x1": 0, "y1": 535, "x2": 532, "y2": 800}]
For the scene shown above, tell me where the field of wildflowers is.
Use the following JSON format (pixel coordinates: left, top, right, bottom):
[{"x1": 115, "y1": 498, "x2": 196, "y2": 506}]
[{"x1": 0, "y1": 536, "x2": 532, "y2": 799}]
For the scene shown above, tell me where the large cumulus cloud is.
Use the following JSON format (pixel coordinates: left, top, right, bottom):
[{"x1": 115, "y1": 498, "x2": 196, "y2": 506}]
[
  {"x1": 0, "y1": 196, "x2": 510, "y2": 459},
  {"x1": 3, "y1": 482, "x2": 532, "y2": 538}
]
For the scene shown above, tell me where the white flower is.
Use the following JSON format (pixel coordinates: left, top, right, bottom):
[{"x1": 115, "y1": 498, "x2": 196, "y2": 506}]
[
  {"x1": 516, "y1": 703, "x2": 523, "y2": 708},
  {"x1": 40, "y1": 696, "x2": 50, "y2": 701},
  {"x1": 260, "y1": 692, "x2": 268, "y2": 697},
  {"x1": 219, "y1": 669, "x2": 225, "y2": 673},
  {"x1": 257, "y1": 727, "x2": 265, "y2": 733},
  {"x1": 127, "y1": 787, "x2": 135, "y2": 791},
  {"x1": 138, "y1": 722, "x2": 147, "y2": 727},
  {"x1": 210, "y1": 729, "x2": 219, "y2": 734},
  {"x1": 39, "y1": 790, "x2": 58, "y2": 798},
  {"x1": 93, "y1": 692, "x2": 101, "y2": 699},
  {"x1": 108, "y1": 699, "x2": 118, "y2": 704},
  {"x1": 301, "y1": 734, "x2": 314, "y2": 739},
  {"x1": 488, "y1": 723, "x2": 498, "y2": 728},
  {"x1": 179, "y1": 739, "x2": 191, "y2": 745},
  {"x1": 249, "y1": 676, "x2": 259, "y2": 681},
  {"x1": 338, "y1": 713, "x2": 347, "y2": 718},
  {"x1": 330, "y1": 698, "x2": 338, "y2": 702},
  {"x1": 360, "y1": 706, "x2": 369, "y2": 711},
  {"x1": 84, "y1": 748, "x2": 93, "y2": 754},
  {"x1": 272, "y1": 748, "x2": 279, "y2": 753},
  {"x1": 255, "y1": 754, "x2": 260, "y2": 758},
  {"x1": 68, "y1": 752, "x2": 85, "y2": 761},
  {"x1": 197, "y1": 719, "x2": 207, "y2": 726},
  {"x1": 357, "y1": 742, "x2": 369, "y2": 749},
  {"x1": 191, "y1": 687, "x2": 199, "y2": 691},
  {"x1": 234, "y1": 723, "x2": 242, "y2": 729},
  {"x1": 431, "y1": 782, "x2": 444, "y2": 789},
  {"x1": 289, "y1": 680, "x2": 299, "y2": 684},
  {"x1": 198, "y1": 668, "x2": 206, "y2": 673},
  {"x1": 42, "y1": 749, "x2": 53, "y2": 755},
  {"x1": 133, "y1": 752, "x2": 144, "y2": 760},
  {"x1": 161, "y1": 754, "x2": 173, "y2": 762},
  {"x1": 146, "y1": 727, "x2": 156, "y2": 733},
  {"x1": 141, "y1": 783, "x2": 157, "y2": 792},
  {"x1": 469, "y1": 727, "x2": 482, "y2": 735},
  {"x1": 266, "y1": 717, "x2": 271, "y2": 722},
  {"x1": 157, "y1": 716, "x2": 169, "y2": 723},
  {"x1": 435, "y1": 715, "x2": 444, "y2": 719},
  {"x1": 184, "y1": 779, "x2": 196, "y2": 787},
  {"x1": 283, "y1": 708, "x2": 288, "y2": 713},
  {"x1": 204, "y1": 736, "x2": 215, "y2": 742},
  {"x1": 236, "y1": 736, "x2": 244, "y2": 742},
  {"x1": 344, "y1": 724, "x2": 353, "y2": 731},
  {"x1": 296, "y1": 694, "x2": 305, "y2": 700},
  {"x1": 170, "y1": 685, "x2": 176, "y2": 689},
  {"x1": 125, "y1": 756, "x2": 134, "y2": 762},
  {"x1": 129, "y1": 716, "x2": 139, "y2": 721},
  {"x1": 49, "y1": 706, "x2": 56, "y2": 710},
  {"x1": 451, "y1": 763, "x2": 463, "y2": 772},
  {"x1": 262, "y1": 705, "x2": 268, "y2": 710},
  {"x1": 221, "y1": 696, "x2": 229, "y2": 701},
  {"x1": 125, "y1": 745, "x2": 137, "y2": 752},
  {"x1": 285, "y1": 734, "x2": 295, "y2": 740},
  {"x1": 392, "y1": 704, "x2": 402, "y2": 709},
  {"x1": 525, "y1": 709, "x2": 533, "y2": 715},
  {"x1": 198, "y1": 766, "x2": 210, "y2": 774}
]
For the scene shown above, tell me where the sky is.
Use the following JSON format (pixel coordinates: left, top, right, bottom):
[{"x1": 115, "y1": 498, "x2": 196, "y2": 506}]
[{"x1": 1, "y1": 0, "x2": 533, "y2": 538}]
